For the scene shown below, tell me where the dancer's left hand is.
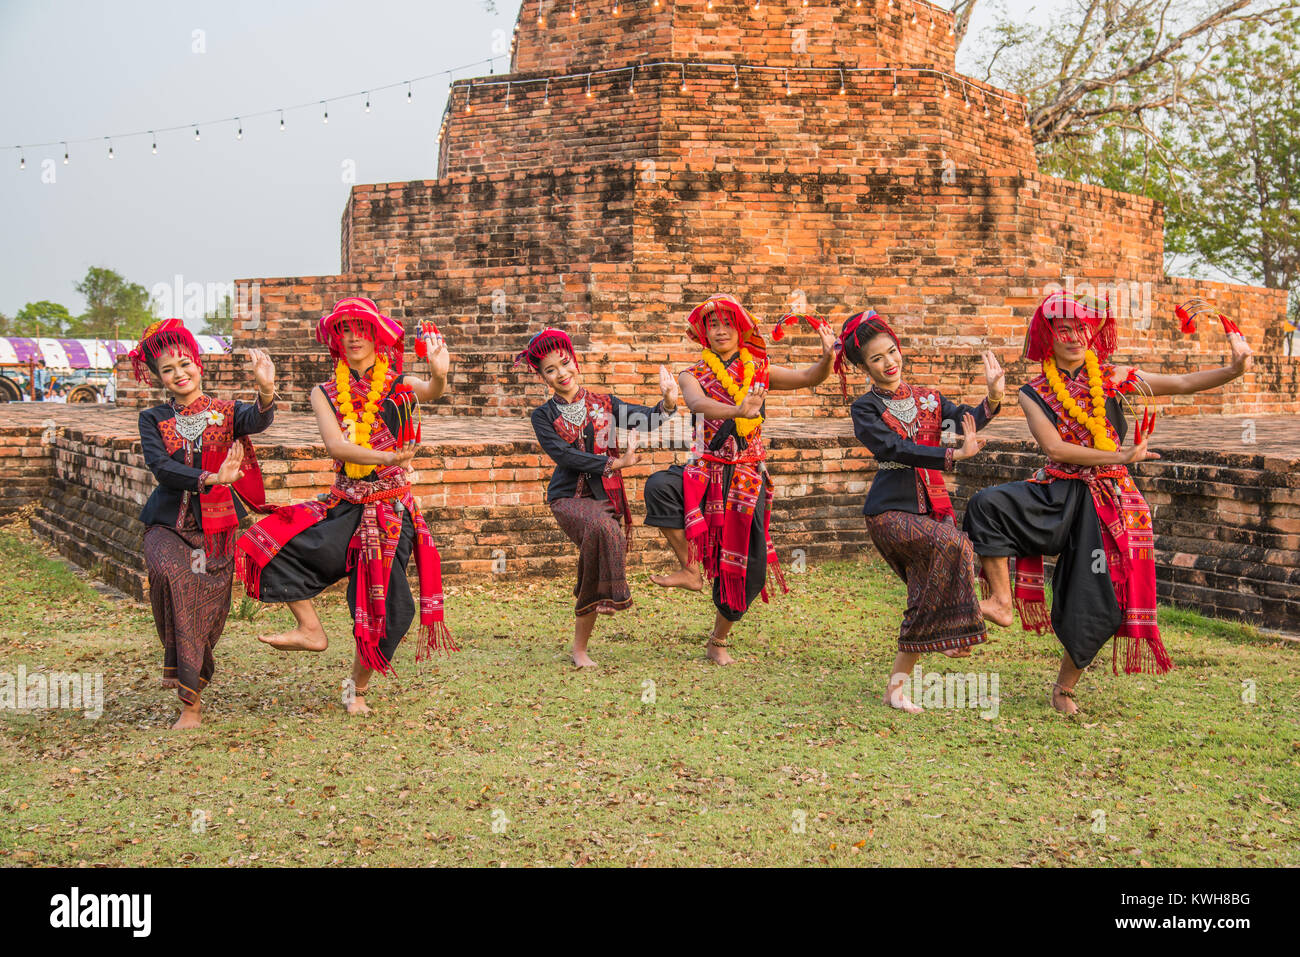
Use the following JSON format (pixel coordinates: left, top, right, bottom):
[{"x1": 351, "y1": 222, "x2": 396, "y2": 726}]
[
  {"x1": 423, "y1": 328, "x2": 450, "y2": 378},
  {"x1": 248, "y1": 348, "x2": 276, "y2": 394},
  {"x1": 816, "y1": 320, "x2": 837, "y2": 357},
  {"x1": 982, "y1": 350, "x2": 1005, "y2": 404},
  {"x1": 659, "y1": 364, "x2": 680, "y2": 413},
  {"x1": 1228, "y1": 332, "x2": 1252, "y2": 375}
]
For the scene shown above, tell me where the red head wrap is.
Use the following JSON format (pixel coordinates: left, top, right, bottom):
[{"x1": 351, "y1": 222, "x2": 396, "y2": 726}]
[
  {"x1": 834, "y1": 309, "x2": 901, "y2": 401},
  {"x1": 128, "y1": 318, "x2": 203, "y2": 384},
  {"x1": 1023, "y1": 290, "x2": 1117, "y2": 362},
  {"x1": 514, "y1": 328, "x2": 578, "y2": 373},
  {"x1": 316, "y1": 297, "x2": 406, "y2": 373},
  {"x1": 685, "y1": 295, "x2": 767, "y2": 362}
]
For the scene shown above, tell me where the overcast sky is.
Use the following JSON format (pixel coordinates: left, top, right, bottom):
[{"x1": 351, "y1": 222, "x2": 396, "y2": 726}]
[{"x1": 1, "y1": 0, "x2": 1044, "y2": 322}]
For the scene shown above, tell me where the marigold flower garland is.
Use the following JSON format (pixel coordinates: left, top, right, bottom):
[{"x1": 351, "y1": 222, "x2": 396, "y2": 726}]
[
  {"x1": 336, "y1": 355, "x2": 389, "y2": 477},
  {"x1": 1043, "y1": 350, "x2": 1116, "y2": 452},
  {"x1": 702, "y1": 347, "x2": 763, "y2": 438}
]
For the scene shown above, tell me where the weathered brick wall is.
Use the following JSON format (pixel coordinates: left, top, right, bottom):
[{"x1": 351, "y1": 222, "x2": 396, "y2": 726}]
[
  {"x1": 20, "y1": 417, "x2": 1298, "y2": 631},
  {"x1": 0, "y1": 427, "x2": 55, "y2": 523}
]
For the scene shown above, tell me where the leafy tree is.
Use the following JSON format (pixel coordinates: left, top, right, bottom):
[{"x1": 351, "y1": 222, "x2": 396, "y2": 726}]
[
  {"x1": 74, "y1": 266, "x2": 153, "y2": 338},
  {"x1": 15, "y1": 301, "x2": 75, "y2": 337},
  {"x1": 202, "y1": 294, "x2": 234, "y2": 336}
]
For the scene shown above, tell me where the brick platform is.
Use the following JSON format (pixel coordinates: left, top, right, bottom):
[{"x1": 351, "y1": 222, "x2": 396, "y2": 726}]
[{"x1": 3, "y1": 404, "x2": 1296, "y2": 634}]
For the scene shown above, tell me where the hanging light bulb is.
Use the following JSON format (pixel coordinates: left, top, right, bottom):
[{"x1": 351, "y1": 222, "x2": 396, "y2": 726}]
[
  {"x1": 464, "y1": 82, "x2": 473, "y2": 114},
  {"x1": 585, "y1": 73, "x2": 592, "y2": 98},
  {"x1": 194, "y1": 125, "x2": 200, "y2": 141},
  {"x1": 733, "y1": 65, "x2": 740, "y2": 90},
  {"x1": 680, "y1": 64, "x2": 687, "y2": 93},
  {"x1": 614, "y1": 3, "x2": 620, "y2": 13},
  {"x1": 279, "y1": 111, "x2": 285, "y2": 131},
  {"x1": 892, "y1": 71, "x2": 898, "y2": 96},
  {"x1": 151, "y1": 132, "x2": 157, "y2": 154},
  {"x1": 323, "y1": 101, "x2": 329, "y2": 123},
  {"x1": 629, "y1": 67, "x2": 636, "y2": 96},
  {"x1": 365, "y1": 92, "x2": 371, "y2": 112},
  {"x1": 571, "y1": 0, "x2": 577, "y2": 17},
  {"x1": 107, "y1": 138, "x2": 114, "y2": 160},
  {"x1": 544, "y1": 78, "x2": 551, "y2": 106},
  {"x1": 407, "y1": 81, "x2": 413, "y2": 104},
  {"x1": 785, "y1": 69, "x2": 791, "y2": 96},
  {"x1": 236, "y1": 117, "x2": 243, "y2": 139},
  {"x1": 839, "y1": 68, "x2": 846, "y2": 95},
  {"x1": 943, "y1": 78, "x2": 950, "y2": 98},
  {"x1": 19, "y1": 151, "x2": 25, "y2": 170},
  {"x1": 62, "y1": 142, "x2": 69, "y2": 165}
]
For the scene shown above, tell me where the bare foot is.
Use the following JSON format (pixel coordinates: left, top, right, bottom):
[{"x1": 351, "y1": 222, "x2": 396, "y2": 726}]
[
  {"x1": 571, "y1": 648, "x2": 597, "y2": 668},
  {"x1": 346, "y1": 694, "x2": 372, "y2": 715},
  {"x1": 1050, "y1": 684, "x2": 1080, "y2": 715},
  {"x1": 979, "y1": 597, "x2": 1015, "y2": 628},
  {"x1": 651, "y1": 568, "x2": 704, "y2": 591},
  {"x1": 171, "y1": 706, "x2": 201, "y2": 729},
  {"x1": 705, "y1": 637, "x2": 733, "y2": 666},
  {"x1": 161, "y1": 677, "x2": 179, "y2": 689},
  {"x1": 258, "y1": 625, "x2": 328, "y2": 652},
  {"x1": 942, "y1": 647, "x2": 972, "y2": 658},
  {"x1": 882, "y1": 690, "x2": 923, "y2": 714}
]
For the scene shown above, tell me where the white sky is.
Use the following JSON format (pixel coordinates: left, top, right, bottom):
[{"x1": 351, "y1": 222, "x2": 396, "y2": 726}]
[{"x1": 0, "y1": 0, "x2": 1056, "y2": 320}]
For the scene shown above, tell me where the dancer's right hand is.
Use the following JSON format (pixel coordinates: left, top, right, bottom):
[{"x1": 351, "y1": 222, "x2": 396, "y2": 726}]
[
  {"x1": 215, "y1": 441, "x2": 245, "y2": 485},
  {"x1": 736, "y1": 383, "x2": 766, "y2": 419},
  {"x1": 1119, "y1": 438, "x2": 1161, "y2": 465},
  {"x1": 610, "y1": 429, "x2": 639, "y2": 471},
  {"x1": 953, "y1": 412, "x2": 987, "y2": 461},
  {"x1": 387, "y1": 447, "x2": 417, "y2": 469}
]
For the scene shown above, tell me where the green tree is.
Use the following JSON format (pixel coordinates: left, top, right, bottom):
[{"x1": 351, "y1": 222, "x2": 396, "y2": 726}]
[
  {"x1": 202, "y1": 294, "x2": 234, "y2": 336},
  {"x1": 74, "y1": 266, "x2": 153, "y2": 338},
  {"x1": 15, "y1": 301, "x2": 75, "y2": 337}
]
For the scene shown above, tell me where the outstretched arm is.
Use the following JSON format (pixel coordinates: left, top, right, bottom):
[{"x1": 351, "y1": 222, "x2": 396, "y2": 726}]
[
  {"x1": 1113, "y1": 333, "x2": 1251, "y2": 397},
  {"x1": 767, "y1": 321, "x2": 837, "y2": 391}
]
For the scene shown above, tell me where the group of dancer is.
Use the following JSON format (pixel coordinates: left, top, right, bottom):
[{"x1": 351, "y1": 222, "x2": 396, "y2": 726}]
[{"x1": 133, "y1": 289, "x2": 1251, "y2": 728}]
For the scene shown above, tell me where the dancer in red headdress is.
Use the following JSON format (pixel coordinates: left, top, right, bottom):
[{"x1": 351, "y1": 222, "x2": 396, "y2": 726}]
[
  {"x1": 518, "y1": 328, "x2": 680, "y2": 667},
  {"x1": 132, "y1": 319, "x2": 279, "y2": 729},
  {"x1": 237, "y1": 297, "x2": 456, "y2": 714},
  {"x1": 839, "y1": 310, "x2": 1004, "y2": 713},
  {"x1": 643, "y1": 294, "x2": 837, "y2": 664},
  {"x1": 963, "y1": 290, "x2": 1252, "y2": 713}
]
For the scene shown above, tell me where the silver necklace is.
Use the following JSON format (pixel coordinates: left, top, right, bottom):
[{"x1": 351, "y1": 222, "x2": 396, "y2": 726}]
[
  {"x1": 557, "y1": 396, "x2": 588, "y2": 429},
  {"x1": 876, "y1": 391, "x2": 917, "y2": 425},
  {"x1": 171, "y1": 400, "x2": 210, "y2": 445}
]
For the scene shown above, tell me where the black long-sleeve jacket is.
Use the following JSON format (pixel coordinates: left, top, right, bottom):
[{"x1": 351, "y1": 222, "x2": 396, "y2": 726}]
[{"x1": 531, "y1": 395, "x2": 668, "y2": 503}]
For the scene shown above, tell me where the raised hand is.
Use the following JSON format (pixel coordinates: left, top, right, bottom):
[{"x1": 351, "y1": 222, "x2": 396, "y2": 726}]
[
  {"x1": 215, "y1": 441, "x2": 245, "y2": 484},
  {"x1": 1228, "y1": 332, "x2": 1252, "y2": 375},
  {"x1": 424, "y1": 328, "x2": 450, "y2": 379},
  {"x1": 982, "y1": 350, "x2": 1005, "y2": 403},
  {"x1": 737, "y1": 382, "x2": 766, "y2": 419},
  {"x1": 954, "y1": 412, "x2": 987, "y2": 461},
  {"x1": 815, "y1": 320, "x2": 838, "y2": 357},
  {"x1": 659, "y1": 364, "x2": 681, "y2": 412},
  {"x1": 248, "y1": 348, "x2": 276, "y2": 394}
]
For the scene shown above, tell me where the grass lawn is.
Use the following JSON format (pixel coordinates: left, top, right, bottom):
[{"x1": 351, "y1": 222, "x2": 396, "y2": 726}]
[{"x1": 0, "y1": 524, "x2": 1295, "y2": 867}]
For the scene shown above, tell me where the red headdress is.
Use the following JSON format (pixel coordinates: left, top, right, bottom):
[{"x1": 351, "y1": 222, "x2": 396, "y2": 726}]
[
  {"x1": 833, "y1": 309, "x2": 901, "y2": 401},
  {"x1": 514, "y1": 327, "x2": 579, "y2": 373},
  {"x1": 1023, "y1": 290, "x2": 1117, "y2": 362},
  {"x1": 316, "y1": 297, "x2": 406, "y2": 373},
  {"x1": 686, "y1": 295, "x2": 767, "y2": 362},
  {"x1": 128, "y1": 318, "x2": 203, "y2": 384}
]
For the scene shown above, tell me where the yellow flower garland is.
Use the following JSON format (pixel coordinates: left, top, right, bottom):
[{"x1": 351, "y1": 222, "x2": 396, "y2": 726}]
[
  {"x1": 335, "y1": 356, "x2": 389, "y2": 478},
  {"x1": 701, "y1": 347, "x2": 762, "y2": 438},
  {"x1": 1043, "y1": 351, "x2": 1116, "y2": 452}
]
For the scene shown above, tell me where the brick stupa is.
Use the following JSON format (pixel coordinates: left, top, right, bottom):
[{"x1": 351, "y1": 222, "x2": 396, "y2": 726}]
[{"x1": 120, "y1": 0, "x2": 1294, "y2": 416}]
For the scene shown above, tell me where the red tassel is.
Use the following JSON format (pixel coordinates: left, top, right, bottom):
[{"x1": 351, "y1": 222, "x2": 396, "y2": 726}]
[
  {"x1": 416, "y1": 620, "x2": 459, "y2": 663},
  {"x1": 1013, "y1": 594, "x2": 1054, "y2": 634},
  {"x1": 722, "y1": 572, "x2": 748, "y2": 612}
]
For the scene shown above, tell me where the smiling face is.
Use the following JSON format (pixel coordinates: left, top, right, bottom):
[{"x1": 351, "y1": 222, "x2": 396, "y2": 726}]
[
  {"x1": 156, "y1": 346, "x2": 201, "y2": 402},
  {"x1": 862, "y1": 332, "x2": 903, "y2": 390},
  {"x1": 341, "y1": 327, "x2": 377, "y2": 369},
  {"x1": 538, "y1": 349, "x2": 580, "y2": 399}
]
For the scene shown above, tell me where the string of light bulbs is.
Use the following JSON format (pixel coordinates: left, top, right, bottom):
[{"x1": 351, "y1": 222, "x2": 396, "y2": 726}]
[
  {"x1": 10, "y1": 54, "x2": 508, "y2": 169},
  {"x1": 530, "y1": 0, "x2": 954, "y2": 24},
  {"x1": 439, "y1": 58, "x2": 1030, "y2": 143}
]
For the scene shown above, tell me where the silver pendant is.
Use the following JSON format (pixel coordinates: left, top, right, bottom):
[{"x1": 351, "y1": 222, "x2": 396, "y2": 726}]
[
  {"x1": 172, "y1": 410, "x2": 208, "y2": 445},
  {"x1": 558, "y1": 401, "x2": 588, "y2": 429}
]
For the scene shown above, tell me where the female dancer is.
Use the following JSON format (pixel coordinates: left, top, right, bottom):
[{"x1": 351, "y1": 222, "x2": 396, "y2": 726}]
[
  {"x1": 133, "y1": 318, "x2": 278, "y2": 729},
  {"x1": 839, "y1": 310, "x2": 1003, "y2": 713},
  {"x1": 520, "y1": 328, "x2": 679, "y2": 667},
  {"x1": 963, "y1": 290, "x2": 1252, "y2": 713},
  {"x1": 643, "y1": 294, "x2": 836, "y2": 664},
  {"x1": 237, "y1": 297, "x2": 455, "y2": 714}
]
